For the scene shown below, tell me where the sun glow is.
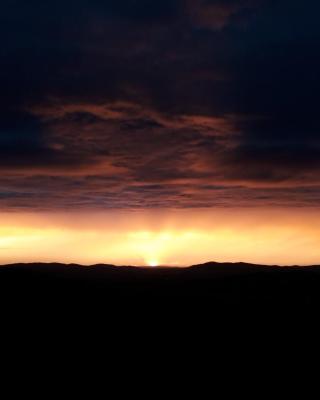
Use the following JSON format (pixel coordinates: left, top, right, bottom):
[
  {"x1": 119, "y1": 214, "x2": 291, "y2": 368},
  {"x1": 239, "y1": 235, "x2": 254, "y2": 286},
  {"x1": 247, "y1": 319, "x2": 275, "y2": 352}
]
[
  {"x1": 147, "y1": 259, "x2": 159, "y2": 267},
  {"x1": 0, "y1": 209, "x2": 320, "y2": 266}
]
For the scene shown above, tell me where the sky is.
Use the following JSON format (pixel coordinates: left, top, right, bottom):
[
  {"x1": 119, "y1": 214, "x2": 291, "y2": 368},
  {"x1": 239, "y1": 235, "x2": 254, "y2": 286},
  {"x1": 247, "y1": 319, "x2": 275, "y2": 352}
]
[{"x1": 1, "y1": 0, "x2": 320, "y2": 265}]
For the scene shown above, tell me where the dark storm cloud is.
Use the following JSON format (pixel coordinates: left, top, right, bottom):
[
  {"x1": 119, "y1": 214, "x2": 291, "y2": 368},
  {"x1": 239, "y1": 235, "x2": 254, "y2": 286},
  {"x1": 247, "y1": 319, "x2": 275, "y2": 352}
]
[{"x1": 1, "y1": 0, "x2": 320, "y2": 209}]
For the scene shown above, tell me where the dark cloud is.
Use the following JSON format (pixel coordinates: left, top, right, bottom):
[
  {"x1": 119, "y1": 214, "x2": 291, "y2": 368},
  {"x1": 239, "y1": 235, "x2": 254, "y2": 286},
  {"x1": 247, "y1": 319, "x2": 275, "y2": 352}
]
[
  {"x1": 184, "y1": 0, "x2": 260, "y2": 30},
  {"x1": 1, "y1": 0, "x2": 320, "y2": 209}
]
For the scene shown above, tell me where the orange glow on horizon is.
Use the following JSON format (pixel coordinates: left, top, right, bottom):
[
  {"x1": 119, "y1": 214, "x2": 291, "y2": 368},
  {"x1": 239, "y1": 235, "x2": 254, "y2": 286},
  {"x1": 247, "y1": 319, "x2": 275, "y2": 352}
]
[{"x1": 0, "y1": 208, "x2": 320, "y2": 266}]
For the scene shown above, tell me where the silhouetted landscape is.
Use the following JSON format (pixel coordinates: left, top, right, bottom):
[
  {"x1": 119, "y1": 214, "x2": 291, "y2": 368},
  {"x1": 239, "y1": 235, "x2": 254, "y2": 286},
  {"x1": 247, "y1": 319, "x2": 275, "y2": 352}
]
[
  {"x1": 2, "y1": 262, "x2": 320, "y2": 311},
  {"x1": 3, "y1": 0, "x2": 320, "y2": 356}
]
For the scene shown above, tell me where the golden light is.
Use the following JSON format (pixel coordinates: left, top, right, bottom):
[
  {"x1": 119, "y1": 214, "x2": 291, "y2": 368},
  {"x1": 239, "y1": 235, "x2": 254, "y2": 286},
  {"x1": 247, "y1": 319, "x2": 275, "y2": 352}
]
[
  {"x1": 0, "y1": 209, "x2": 320, "y2": 266},
  {"x1": 127, "y1": 231, "x2": 172, "y2": 267},
  {"x1": 147, "y1": 259, "x2": 159, "y2": 267}
]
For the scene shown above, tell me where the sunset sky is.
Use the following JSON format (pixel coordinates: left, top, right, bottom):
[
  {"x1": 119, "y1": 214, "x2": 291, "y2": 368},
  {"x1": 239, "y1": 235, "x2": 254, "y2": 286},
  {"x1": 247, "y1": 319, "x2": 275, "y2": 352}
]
[{"x1": 1, "y1": 0, "x2": 320, "y2": 265}]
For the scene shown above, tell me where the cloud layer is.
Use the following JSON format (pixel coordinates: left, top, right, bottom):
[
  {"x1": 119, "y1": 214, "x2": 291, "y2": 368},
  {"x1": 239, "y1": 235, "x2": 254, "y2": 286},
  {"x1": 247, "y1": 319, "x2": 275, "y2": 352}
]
[{"x1": 1, "y1": 0, "x2": 320, "y2": 209}]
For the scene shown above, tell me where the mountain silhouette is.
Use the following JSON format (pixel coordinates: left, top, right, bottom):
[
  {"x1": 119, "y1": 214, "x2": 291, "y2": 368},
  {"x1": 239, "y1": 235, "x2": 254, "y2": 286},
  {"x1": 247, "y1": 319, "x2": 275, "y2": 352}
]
[
  {"x1": 2, "y1": 260, "x2": 319, "y2": 345},
  {"x1": 1, "y1": 261, "x2": 320, "y2": 307}
]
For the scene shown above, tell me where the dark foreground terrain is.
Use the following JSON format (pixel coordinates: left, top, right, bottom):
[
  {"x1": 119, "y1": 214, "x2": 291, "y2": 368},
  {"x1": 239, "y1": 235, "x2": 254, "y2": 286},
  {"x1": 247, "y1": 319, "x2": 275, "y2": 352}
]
[
  {"x1": 1, "y1": 262, "x2": 319, "y2": 354},
  {"x1": 1, "y1": 261, "x2": 320, "y2": 310},
  {"x1": 3, "y1": 262, "x2": 316, "y2": 387}
]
